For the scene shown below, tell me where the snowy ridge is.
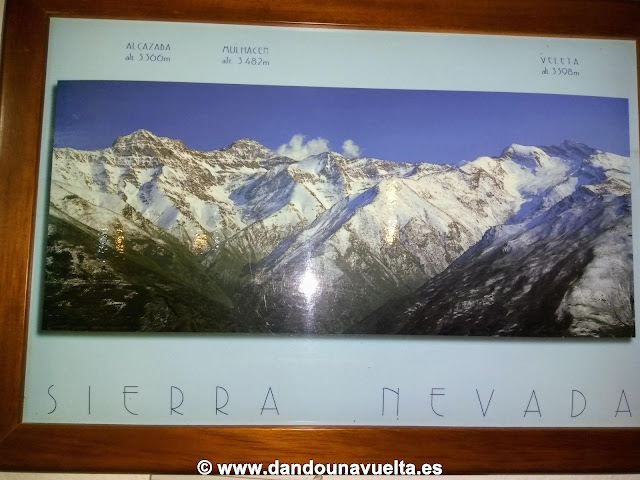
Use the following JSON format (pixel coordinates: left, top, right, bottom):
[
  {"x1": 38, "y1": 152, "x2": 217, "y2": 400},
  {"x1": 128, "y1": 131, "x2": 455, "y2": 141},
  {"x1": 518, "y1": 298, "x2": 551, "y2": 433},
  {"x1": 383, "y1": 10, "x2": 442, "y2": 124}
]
[
  {"x1": 375, "y1": 190, "x2": 632, "y2": 337},
  {"x1": 47, "y1": 130, "x2": 633, "y2": 335}
]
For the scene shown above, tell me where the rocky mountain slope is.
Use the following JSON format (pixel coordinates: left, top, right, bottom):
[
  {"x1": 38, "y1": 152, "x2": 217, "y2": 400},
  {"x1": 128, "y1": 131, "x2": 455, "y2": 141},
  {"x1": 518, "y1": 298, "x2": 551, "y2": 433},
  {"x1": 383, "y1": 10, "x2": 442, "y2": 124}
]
[{"x1": 43, "y1": 130, "x2": 634, "y2": 336}]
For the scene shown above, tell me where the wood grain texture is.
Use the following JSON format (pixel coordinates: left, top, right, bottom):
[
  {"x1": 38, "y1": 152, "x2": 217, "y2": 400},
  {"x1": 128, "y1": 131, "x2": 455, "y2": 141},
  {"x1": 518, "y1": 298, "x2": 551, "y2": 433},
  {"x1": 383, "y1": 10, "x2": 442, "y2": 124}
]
[
  {"x1": 32, "y1": 0, "x2": 640, "y2": 37},
  {"x1": 0, "y1": 0, "x2": 639, "y2": 474},
  {"x1": 1, "y1": 425, "x2": 640, "y2": 473},
  {"x1": 0, "y1": 0, "x2": 47, "y2": 442}
]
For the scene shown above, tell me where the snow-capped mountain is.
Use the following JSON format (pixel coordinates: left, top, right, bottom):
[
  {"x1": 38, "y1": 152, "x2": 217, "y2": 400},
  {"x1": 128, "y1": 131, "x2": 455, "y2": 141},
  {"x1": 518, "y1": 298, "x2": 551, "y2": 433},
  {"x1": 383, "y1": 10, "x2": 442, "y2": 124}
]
[
  {"x1": 44, "y1": 130, "x2": 634, "y2": 336},
  {"x1": 51, "y1": 130, "x2": 297, "y2": 248},
  {"x1": 361, "y1": 188, "x2": 632, "y2": 337}
]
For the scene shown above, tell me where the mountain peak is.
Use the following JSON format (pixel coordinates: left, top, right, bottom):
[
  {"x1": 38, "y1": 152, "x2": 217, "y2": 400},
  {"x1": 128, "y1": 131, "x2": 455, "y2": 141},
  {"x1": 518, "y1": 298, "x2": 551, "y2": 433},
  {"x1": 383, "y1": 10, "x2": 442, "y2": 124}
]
[
  {"x1": 112, "y1": 129, "x2": 188, "y2": 148},
  {"x1": 113, "y1": 129, "x2": 159, "y2": 146},
  {"x1": 295, "y1": 151, "x2": 346, "y2": 176},
  {"x1": 223, "y1": 137, "x2": 269, "y2": 151},
  {"x1": 500, "y1": 143, "x2": 546, "y2": 159},
  {"x1": 542, "y1": 139, "x2": 598, "y2": 159},
  {"x1": 220, "y1": 138, "x2": 275, "y2": 159},
  {"x1": 110, "y1": 129, "x2": 188, "y2": 157},
  {"x1": 500, "y1": 140, "x2": 599, "y2": 162},
  {"x1": 306, "y1": 150, "x2": 346, "y2": 163}
]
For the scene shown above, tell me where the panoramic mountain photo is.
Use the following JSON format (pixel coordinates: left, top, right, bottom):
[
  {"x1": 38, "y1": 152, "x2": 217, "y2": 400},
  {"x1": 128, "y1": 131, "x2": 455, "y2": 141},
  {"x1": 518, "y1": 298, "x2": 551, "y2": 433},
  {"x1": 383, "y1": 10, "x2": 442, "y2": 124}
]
[{"x1": 42, "y1": 81, "x2": 634, "y2": 336}]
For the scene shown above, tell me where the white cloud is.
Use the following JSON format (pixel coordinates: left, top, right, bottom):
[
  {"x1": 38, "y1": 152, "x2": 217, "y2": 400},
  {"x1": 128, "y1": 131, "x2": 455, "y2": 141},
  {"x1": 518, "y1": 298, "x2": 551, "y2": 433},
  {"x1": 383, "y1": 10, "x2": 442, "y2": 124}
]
[
  {"x1": 277, "y1": 135, "x2": 362, "y2": 161},
  {"x1": 341, "y1": 139, "x2": 361, "y2": 159},
  {"x1": 277, "y1": 134, "x2": 330, "y2": 161}
]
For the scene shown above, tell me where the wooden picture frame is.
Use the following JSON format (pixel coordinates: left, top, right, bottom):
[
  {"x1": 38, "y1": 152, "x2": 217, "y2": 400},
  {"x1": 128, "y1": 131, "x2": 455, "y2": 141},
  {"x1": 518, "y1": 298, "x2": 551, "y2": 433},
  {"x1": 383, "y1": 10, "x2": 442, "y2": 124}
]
[{"x1": 1, "y1": 0, "x2": 639, "y2": 473}]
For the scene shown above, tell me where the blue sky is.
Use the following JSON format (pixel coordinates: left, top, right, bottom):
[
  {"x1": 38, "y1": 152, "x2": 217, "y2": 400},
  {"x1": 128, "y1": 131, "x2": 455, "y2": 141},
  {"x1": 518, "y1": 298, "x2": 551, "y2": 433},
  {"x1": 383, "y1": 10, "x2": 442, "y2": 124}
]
[{"x1": 53, "y1": 80, "x2": 630, "y2": 164}]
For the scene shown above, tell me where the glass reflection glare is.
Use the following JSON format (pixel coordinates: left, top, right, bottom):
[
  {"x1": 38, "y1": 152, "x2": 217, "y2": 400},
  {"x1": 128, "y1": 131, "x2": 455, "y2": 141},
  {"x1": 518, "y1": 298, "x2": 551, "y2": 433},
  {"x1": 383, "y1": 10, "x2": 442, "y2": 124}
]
[
  {"x1": 114, "y1": 226, "x2": 125, "y2": 254},
  {"x1": 298, "y1": 267, "x2": 319, "y2": 301},
  {"x1": 193, "y1": 231, "x2": 208, "y2": 252},
  {"x1": 385, "y1": 219, "x2": 398, "y2": 245},
  {"x1": 384, "y1": 183, "x2": 399, "y2": 245}
]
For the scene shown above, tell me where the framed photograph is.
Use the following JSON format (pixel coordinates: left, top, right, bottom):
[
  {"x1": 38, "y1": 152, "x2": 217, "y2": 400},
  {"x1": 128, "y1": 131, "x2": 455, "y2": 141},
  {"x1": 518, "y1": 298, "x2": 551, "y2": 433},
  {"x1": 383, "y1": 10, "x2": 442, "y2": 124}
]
[{"x1": 1, "y1": 0, "x2": 639, "y2": 473}]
